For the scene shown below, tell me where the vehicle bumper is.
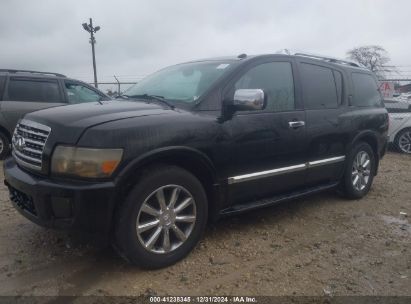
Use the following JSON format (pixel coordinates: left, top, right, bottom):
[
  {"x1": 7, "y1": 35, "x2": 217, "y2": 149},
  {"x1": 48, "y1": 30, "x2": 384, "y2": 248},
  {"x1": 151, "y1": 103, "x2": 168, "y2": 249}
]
[{"x1": 3, "y1": 157, "x2": 117, "y2": 238}]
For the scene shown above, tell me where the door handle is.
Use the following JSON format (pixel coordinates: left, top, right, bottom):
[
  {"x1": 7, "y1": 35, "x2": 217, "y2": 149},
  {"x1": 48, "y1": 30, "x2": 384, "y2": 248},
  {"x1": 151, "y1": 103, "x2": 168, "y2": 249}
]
[{"x1": 288, "y1": 121, "x2": 305, "y2": 129}]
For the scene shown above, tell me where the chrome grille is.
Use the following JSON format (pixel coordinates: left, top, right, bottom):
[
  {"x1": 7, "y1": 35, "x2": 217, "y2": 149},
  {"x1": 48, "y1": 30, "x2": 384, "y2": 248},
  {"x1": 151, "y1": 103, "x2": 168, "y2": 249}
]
[{"x1": 12, "y1": 119, "x2": 51, "y2": 170}]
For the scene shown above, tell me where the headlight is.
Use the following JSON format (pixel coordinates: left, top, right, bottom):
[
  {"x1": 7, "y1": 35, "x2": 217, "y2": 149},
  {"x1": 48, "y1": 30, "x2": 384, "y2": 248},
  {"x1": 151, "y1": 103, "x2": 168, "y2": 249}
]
[{"x1": 51, "y1": 146, "x2": 123, "y2": 178}]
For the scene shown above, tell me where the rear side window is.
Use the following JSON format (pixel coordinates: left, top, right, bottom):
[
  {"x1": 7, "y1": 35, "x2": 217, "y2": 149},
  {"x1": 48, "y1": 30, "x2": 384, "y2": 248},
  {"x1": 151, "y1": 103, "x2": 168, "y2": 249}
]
[
  {"x1": 7, "y1": 78, "x2": 61, "y2": 103},
  {"x1": 300, "y1": 63, "x2": 338, "y2": 109},
  {"x1": 0, "y1": 76, "x2": 5, "y2": 100},
  {"x1": 234, "y1": 61, "x2": 295, "y2": 112},
  {"x1": 352, "y1": 73, "x2": 382, "y2": 107}
]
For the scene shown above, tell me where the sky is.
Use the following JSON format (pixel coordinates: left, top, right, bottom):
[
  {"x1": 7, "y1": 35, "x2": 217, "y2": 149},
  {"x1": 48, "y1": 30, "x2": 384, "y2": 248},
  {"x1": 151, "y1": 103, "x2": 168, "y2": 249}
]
[{"x1": 0, "y1": 0, "x2": 410, "y2": 92}]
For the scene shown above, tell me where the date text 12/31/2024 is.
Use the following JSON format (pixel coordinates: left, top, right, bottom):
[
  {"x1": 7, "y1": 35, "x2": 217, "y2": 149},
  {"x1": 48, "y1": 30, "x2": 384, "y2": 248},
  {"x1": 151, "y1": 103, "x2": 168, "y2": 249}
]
[{"x1": 149, "y1": 296, "x2": 257, "y2": 303}]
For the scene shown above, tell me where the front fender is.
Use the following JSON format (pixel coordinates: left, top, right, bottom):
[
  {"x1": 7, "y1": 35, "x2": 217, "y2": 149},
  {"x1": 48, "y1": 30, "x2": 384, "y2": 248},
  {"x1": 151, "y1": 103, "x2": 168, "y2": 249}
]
[{"x1": 115, "y1": 146, "x2": 218, "y2": 185}]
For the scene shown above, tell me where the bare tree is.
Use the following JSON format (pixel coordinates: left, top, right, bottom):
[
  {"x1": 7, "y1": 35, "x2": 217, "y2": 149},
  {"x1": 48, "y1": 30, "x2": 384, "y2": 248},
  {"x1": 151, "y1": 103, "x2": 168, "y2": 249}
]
[{"x1": 346, "y1": 45, "x2": 395, "y2": 78}]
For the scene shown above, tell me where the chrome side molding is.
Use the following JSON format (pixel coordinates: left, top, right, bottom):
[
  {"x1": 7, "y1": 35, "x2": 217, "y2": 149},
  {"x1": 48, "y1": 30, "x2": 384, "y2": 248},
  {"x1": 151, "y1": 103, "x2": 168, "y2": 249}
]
[
  {"x1": 228, "y1": 164, "x2": 306, "y2": 184},
  {"x1": 307, "y1": 156, "x2": 346, "y2": 168},
  {"x1": 228, "y1": 156, "x2": 346, "y2": 184}
]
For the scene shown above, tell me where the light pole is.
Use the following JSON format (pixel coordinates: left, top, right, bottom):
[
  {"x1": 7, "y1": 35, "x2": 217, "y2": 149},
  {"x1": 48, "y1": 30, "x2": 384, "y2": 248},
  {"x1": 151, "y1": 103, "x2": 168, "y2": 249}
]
[
  {"x1": 82, "y1": 18, "x2": 100, "y2": 88},
  {"x1": 114, "y1": 75, "x2": 121, "y2": 95}
]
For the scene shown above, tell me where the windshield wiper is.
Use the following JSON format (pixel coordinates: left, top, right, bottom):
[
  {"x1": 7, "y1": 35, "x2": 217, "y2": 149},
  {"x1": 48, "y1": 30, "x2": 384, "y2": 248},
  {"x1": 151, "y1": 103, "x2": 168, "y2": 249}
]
[
  {"x1": 129, "y1": 94, "x2": 175, "y2": 110},
  {"x1": 115, "y1": 94, "x2": 130, "y2": 99}
]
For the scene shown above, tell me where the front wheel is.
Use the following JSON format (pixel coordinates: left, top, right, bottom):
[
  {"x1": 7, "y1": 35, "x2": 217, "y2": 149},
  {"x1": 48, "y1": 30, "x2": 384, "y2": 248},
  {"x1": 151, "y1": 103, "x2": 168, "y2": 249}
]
[
  {"x1": 114, "y1": 165, "x2": 208, "y2": 269},
  {"x1": 340, "y1": 142, "x2": 376, "y2": 199},
  {"x1": 0, "y1": 132, "x2": 10, "y2": 160}
]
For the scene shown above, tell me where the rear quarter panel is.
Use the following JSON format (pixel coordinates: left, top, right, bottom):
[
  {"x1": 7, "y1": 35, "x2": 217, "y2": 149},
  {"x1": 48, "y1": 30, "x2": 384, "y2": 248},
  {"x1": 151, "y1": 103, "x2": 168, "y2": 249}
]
[{"x1": 347, "y1": 107, "x2": 389, "y2": 156}]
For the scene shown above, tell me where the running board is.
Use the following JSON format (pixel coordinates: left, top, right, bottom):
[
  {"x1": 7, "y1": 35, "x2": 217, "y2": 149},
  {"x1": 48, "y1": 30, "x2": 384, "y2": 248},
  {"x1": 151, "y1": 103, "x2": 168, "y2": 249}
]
[{"x1": 219, "y1": 182, "x2": 339, "y2": 216}]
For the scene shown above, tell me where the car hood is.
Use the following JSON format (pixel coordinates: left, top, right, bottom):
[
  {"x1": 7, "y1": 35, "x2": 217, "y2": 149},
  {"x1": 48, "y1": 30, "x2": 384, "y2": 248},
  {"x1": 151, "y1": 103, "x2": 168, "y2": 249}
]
[{"x1": 24, "y1": 100, "x2": 175, "y2": 144}]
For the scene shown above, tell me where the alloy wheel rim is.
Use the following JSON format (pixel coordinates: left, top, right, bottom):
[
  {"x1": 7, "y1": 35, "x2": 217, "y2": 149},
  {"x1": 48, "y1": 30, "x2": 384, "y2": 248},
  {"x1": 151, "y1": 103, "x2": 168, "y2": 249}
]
[
  {"x1": 399, "y1": 131, "x2": 411, "y2": 153},
  {"x1": 351, "y1": 151, "x2": 371, "y2": 191},
  {"x1": 136, "y1": 185, "x2": 197, "y2": 254}
]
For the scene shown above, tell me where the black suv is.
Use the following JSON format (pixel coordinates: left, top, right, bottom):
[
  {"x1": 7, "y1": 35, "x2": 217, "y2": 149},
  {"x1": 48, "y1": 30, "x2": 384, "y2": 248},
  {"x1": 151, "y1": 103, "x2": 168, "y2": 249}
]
[
  {"x1": 4, "y1": 54, "x2": 388, "y2": 268},
  {"x1": 0, "y1": 69, "x2": 110, "y2": 159}
]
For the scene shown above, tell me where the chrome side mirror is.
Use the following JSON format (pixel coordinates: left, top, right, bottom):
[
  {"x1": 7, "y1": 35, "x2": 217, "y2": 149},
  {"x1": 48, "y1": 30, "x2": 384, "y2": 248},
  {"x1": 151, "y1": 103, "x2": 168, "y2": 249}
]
[{"x1": 232, "y1": 89, "x2": 265, "y2": 111}]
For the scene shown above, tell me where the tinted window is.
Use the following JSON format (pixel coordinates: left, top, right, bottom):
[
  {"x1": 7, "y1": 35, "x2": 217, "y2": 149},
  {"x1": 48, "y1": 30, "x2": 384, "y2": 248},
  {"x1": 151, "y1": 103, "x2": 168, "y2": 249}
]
[
  {"x1": 0, "y1": 76, "x2": 5, "y2": 100},
  {"x1": 352, "y1": 73, "x2": 382, "y2": 107},
  {"x1": 8, "y1": 78, "x2": 61, "y2": 102},
  {"x1": 65, "y1": 82, "x2": 103, "y2": 104},
  {"x1": 234, "y1": 62, "x2": 295, "y2": 112},
  {"x1": 300, "y1": 63, "x2": 338, "y2": 109}
]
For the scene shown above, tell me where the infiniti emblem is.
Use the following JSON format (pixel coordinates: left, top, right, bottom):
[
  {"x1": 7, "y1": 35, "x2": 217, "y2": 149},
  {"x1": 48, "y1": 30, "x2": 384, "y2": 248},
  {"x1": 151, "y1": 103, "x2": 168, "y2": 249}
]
[{"x1": 14, "y1": 135, "x2": 26, "y2": 151}]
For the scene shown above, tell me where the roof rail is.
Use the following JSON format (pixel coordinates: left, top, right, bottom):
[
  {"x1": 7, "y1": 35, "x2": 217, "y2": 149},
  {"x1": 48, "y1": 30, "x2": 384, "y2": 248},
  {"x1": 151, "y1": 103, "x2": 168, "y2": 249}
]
[
  {"x1": 294, "y1": 53, "x2": 364, "y2": 68},
  {"x1": 0, "y1": 69, "x2": 66, "y2": 77}
]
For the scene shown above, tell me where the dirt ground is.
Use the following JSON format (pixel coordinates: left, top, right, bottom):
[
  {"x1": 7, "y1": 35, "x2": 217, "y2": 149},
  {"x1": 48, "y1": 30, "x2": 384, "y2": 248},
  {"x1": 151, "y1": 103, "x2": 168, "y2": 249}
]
[{"x1": 0, "y1": 152, "x2": 410, "y2": 297}]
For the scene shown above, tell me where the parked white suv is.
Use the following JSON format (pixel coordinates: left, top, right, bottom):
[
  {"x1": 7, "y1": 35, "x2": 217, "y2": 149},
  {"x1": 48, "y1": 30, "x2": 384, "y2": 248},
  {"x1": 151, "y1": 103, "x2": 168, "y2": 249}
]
[{"x1": 385, "y1": 99, "x2": 411, "y2": 154}]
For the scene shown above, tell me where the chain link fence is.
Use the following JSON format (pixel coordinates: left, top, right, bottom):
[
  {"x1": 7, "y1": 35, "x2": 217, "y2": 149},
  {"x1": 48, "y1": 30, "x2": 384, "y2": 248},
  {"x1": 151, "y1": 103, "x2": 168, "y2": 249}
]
[{"x1": 89, "y1": 81, "x2": 137, "y2": 97}]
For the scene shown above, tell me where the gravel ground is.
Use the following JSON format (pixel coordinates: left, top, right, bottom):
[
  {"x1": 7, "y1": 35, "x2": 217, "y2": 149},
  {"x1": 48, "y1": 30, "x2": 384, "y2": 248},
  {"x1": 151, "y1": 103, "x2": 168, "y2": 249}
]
[{"x1": 0, "y1": 152, "x2": 410, "y2": 297}]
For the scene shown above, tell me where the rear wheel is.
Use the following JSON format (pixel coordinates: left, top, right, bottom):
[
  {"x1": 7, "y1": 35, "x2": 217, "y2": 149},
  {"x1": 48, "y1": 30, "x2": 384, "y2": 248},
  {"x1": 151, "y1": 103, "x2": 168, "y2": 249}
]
[
  {"x1": 114, "y1": 165, "x2": 208, "y2": 269},
  {"x1": 0, "y1": 132, "x2": 10, "y2": 160},
  {"x1": 395, "y1": 128, "x2": 411, "y2": 154},
  {"x1": 341, "y1": 142, "x2": 376, "y2": 199}
]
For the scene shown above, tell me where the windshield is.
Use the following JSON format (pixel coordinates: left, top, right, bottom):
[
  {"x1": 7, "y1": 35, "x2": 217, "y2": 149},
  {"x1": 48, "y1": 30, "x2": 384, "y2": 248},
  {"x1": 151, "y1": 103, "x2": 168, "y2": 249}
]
[{"x1": 124, "y1": 61, "x2": 235, "y2": 104}]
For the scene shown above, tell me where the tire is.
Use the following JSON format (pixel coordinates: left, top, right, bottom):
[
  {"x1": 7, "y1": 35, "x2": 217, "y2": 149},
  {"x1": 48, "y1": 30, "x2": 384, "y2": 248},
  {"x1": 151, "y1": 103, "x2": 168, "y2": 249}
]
[
  {"x1": 114, "y1": 165, "x2": 208, "y2": 269},
  {"x1": 340, "y1": 142, "x2": 376, "y2": 199},
  {"x1": 394, "y1": 128, "x2": 411, "y2": 154},
  {"x1": 0, "y1": 132, "x2": 10, "y2": 160}
]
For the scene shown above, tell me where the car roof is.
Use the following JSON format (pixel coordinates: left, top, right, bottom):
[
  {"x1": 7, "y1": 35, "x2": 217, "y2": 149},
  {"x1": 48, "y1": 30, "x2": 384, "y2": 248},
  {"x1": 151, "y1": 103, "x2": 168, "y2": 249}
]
[
  {"x1": 0, "y1": 69, "x2": 93, "y2": 85},
  {"x1": 182, "y1": 53, "x2": 370, "y2": 73},
  {"x1": 0, "y1": 69, "x2": 109, "y2": 97},
  {"x1": 0, "y1": 69, "x2": 66, "y2": 78}
]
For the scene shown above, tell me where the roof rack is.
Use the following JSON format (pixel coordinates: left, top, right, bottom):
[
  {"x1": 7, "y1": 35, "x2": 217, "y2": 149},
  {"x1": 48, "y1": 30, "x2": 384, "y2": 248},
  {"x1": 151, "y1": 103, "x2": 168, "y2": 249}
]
[
  {"x1": 294, "y1": 53, "x2": 364, "y2": 68},
  {"x1": 0, "y1": 69, "x2": 66, "y2": 77}
]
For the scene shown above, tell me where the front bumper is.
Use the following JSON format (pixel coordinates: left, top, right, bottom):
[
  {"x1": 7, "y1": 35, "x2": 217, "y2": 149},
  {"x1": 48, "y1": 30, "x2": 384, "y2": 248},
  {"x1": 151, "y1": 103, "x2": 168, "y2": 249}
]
[{"x1": 3, "y1": 157, "x2": 118, "y2": 237}]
